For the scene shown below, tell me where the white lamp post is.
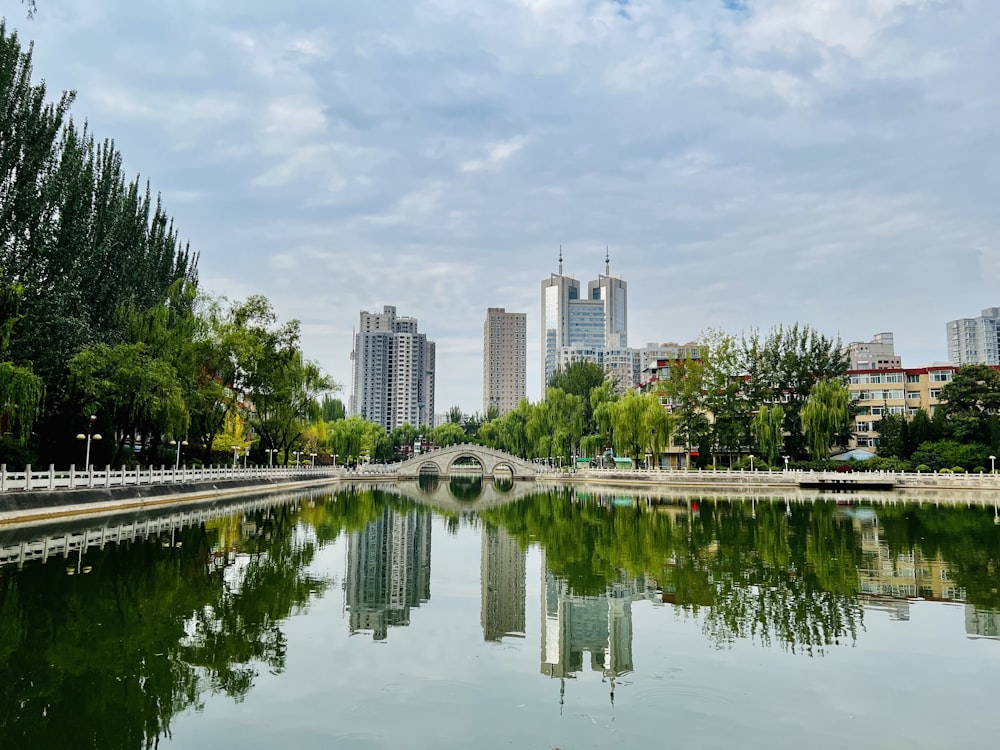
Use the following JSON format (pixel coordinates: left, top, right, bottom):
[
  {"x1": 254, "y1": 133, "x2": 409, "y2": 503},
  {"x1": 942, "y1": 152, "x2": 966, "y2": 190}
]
[
  {"x1": 75, "y1": 415, "x2": 102, "y2": 469},
  {"x1": 783, "y1": 455, "x2": 790, "y2": 472},
  {"x1": 266, "y1": 448, "x2": 278, "y2": 468},
  {"x1": 309, "y1": 452, "x2": 317, "y2": 467},
  {"x1": 991, "y1": 455, "x2": 996, "y2": 474},
  {"x1": 232, "y1": 446, "x2": 239, "y2": 468},
  {"x1": 170, "y1": 439, "x2": 188, "y2": 470}
]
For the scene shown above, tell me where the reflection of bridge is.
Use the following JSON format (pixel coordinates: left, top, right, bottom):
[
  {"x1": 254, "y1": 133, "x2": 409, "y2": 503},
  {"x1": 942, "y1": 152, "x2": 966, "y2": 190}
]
[
  {"x1": 393, "y1": 444, "x2": 542, "y2": 481},
  {"x1": 358, "y1": 480, "x2": 543, "y2": 514}
]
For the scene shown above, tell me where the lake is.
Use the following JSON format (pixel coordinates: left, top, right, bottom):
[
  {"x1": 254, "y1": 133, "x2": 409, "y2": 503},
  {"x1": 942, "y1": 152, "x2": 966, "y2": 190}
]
[{"x1": 1, "y1": 483, "x2": 997, "y2": 749}]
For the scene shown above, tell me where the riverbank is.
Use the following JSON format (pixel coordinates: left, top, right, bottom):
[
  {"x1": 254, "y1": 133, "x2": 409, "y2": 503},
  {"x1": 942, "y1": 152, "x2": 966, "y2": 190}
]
[{"x1": 0, "y1": 475, "x2": 341, "y2": 526}]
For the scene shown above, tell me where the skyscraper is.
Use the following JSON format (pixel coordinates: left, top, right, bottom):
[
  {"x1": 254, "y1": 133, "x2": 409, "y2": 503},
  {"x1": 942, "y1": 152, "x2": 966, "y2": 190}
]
[
  {"x1": 351, "y1": 305, "x2": 436, "y2": 430},
  {"x1": 947, "y1": 307, "x2": 1000, "y2": 366},
  {"x1": 483, "y1": 308, "x2": 527, "y2": 416},
  {"x1": 541, "y1": 248, "x2": 628, "y2": 390}
]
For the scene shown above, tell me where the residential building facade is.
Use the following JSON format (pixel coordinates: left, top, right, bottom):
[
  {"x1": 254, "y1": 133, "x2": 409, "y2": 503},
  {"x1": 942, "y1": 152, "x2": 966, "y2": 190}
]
[
  {"x1": 351, "y1": 305, "x2": 435, "y2": 431},
  {"x1": 848, "y1": 365, "x2": 956, "y2": 448},
  {"x1": 947, "y1": 307, "x2": 1000, "y2": 366},
  {"x1": 483, "y1": 308, "x2": 527, "y2": 416}
]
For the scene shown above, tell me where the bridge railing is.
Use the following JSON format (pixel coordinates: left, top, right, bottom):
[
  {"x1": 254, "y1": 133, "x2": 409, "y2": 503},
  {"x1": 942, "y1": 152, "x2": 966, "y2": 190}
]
[{"x1": 0, "y1": 464, "x2": 340, "y2": 493}]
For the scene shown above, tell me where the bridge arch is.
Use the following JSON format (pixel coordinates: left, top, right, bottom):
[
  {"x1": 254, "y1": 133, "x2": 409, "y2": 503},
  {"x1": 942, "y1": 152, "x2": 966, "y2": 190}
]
[{"x1": 394, "y1": 444, "x2": 542, "y2": 481}]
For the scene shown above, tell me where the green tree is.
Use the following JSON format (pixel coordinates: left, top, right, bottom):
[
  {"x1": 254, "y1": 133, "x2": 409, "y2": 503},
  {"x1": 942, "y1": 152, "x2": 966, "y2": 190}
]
[
  {"x1": 800, "y1": 379, "x2": 851, "y2": 460},
  {"x1": 875, "y1": 412, "x2": 910, "y2": 459},
  {"x1": 939, "y1": 364, "x2": 1000, "y2": 444},
  {"x1": 752, "y1": 404, "x2": 785, "y2": 466}
]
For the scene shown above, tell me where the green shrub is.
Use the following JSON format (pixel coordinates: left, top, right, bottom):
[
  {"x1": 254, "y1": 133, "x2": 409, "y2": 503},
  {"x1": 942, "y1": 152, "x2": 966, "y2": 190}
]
[
  {"x1": 952, "y1": 466, "x2": 966, "y2": 473},
  {"x1": 915, "y1": 464, "x2": 930, "y2": 473},
  {"x1": 939, "y1": 467, "x2": 952, "y2": 474},
  {"x1": 973, "y1": 466, "x2": 985, "y2": 474}
]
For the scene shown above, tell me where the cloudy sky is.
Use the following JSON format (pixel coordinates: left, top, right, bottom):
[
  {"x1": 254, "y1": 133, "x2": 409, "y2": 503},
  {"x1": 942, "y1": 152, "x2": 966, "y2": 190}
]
[{"x1": 8, "y1": 0, "x2": 999, "y2": 413}]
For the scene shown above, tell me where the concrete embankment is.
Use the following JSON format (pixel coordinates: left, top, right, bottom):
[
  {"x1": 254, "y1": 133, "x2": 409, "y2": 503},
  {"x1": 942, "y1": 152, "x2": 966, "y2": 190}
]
[{"x1": 0, "y1": 476, "x2": 341, "y2": 526}]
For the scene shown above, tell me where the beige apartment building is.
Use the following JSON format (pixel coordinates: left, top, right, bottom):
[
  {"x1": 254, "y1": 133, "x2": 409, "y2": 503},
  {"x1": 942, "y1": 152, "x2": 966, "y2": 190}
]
[
  {"x1": 848, "y1": 365, "x2": 956, "y2": 449},
  {"x1": 483, "y1": 307, "x2": 526, "y2": 416}
]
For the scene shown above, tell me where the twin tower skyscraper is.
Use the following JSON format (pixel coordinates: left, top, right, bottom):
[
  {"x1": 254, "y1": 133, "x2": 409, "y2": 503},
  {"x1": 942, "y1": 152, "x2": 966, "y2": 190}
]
[{"x1": 540, "y1": 248, "x2": 628, "y2": 389}]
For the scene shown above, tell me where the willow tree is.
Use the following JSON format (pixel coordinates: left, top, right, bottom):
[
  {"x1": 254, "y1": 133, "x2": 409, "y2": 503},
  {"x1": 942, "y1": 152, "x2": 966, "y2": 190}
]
[
  {"x1": 800, "y1": 379, "x2": 851, "y2": 460},
  {"x1": 608, "y1": 390, "x2": 672, "y2": 467},
  {"x1": 0, "y1": 274, "x2": 44, "y2": 442},
  {"x1": 752, "y1": 404, "x2": 785, "y2": 466}
]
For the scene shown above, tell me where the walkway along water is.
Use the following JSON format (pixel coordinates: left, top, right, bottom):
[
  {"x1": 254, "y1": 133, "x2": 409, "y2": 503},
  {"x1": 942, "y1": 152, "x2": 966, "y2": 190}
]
[{"x1": 4, "y1": 445, "x2": 1000, "y2": 526}]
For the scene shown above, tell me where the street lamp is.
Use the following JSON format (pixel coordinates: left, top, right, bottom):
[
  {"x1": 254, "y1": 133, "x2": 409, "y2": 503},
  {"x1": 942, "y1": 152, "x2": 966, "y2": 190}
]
[
  {"x1": 169, "y1": 439, "x2": 188, "y2": 470},
  {"x1": 232, "y1": 446, "x2": 239, "y2": 469},
  {"x1": 783, "y1": 455, "x2": 790, "y2": 472},
  {"x1": 991, "y1": 455, "x2": 996, "y2": 474},
  {"x1": 309, "y1": 452, "x2": 317, "y2": 467},
  {"x1": 75, "y1": 415, "x2": 102, "y2": 469},
  {"x1": 333, "y1": 453, "x2": 338, "y2": 468},
  {"x1": 243, "y1": 448, "x2": 249, "y2": 469},
  {"x1": 293, "y1": 450, "x2": 301, "y2": 465},
  {"x1": 749, "y1": 455, "x2": 755, "y2": 472},
  {"x1": 265, "y1": 448, "x2": 278, "y2": 468}
]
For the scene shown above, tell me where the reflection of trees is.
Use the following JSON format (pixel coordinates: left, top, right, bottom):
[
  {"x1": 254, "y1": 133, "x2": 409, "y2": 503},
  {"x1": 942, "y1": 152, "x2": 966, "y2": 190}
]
[
  {"x1": 482, "y1": 494, "x2": 865, "y2": 653},
  {"x1": 0, "y1": 494, "x2": 379, "y2": 748},
  {"x1": 448, "y1": 475, "x2": 484, "y2": 500}
]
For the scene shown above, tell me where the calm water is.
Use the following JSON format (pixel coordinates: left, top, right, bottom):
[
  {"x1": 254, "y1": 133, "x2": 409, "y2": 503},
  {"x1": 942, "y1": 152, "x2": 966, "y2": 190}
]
[{"x1": 1, "y1": 484, "x2": 998, "y2": 749}]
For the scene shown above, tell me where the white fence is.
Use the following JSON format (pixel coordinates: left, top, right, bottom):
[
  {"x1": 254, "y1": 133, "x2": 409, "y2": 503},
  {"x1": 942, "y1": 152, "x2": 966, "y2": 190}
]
[{"x1": 0, "y1": 463, "x2": 340, "y2": 492}]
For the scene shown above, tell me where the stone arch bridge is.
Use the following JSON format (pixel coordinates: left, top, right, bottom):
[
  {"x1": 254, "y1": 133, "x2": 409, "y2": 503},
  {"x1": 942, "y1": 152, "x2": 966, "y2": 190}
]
[{"x1": 393, "y1": 444, "x2": 542, "y2": 480}]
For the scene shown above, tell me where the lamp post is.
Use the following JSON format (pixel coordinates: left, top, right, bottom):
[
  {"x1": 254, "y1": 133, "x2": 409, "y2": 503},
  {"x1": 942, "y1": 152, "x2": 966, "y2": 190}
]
[
  {"x1": 170, "y1": 439, "x2": 188, "y2": 470},
  {"x1": 265, "y1": 448, "x2": 278, "y2": 468},
  {"x1": 783, "y1": 455, "x2": 790, "y2": 472},
  {"x1": 293, "y1": 450, "x2": 301, "y2": 465},
  {"x1": 232, "y1": 446, "x2": 239, "y2": 469},
  {"x1": 309, "y1": 452, "x2": 317, "y2": 467},
  {"x1": 749, "y1": 455, "x2": 755, "y2": 472},
  {"x1": 991, "y1": 455, "x2": 996, "y2": 474},
  {"x1": 75, "y1": 415, "x2": 102, "y2": 469},
  {"x1": 243, "y1": 448, "x2": 249, "y2": 469},
  {"x1": 333, "y1": 453, "x2": 338, "y2": 468}
]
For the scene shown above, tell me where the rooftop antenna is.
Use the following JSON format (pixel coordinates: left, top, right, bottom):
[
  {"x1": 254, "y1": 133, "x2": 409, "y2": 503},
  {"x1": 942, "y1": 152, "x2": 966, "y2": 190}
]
[
  {"x1": 605, "y1": 246, "x2": 610, "y2": 276},
  {"x1": 558, "y1": 245, "x2": 563, "y2": 275}
]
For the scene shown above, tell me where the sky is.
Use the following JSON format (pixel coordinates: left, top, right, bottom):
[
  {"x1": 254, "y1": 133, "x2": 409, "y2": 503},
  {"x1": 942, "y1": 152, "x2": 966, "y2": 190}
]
[{"x1": 6, "y1": 0, "x2": 999, "y2": 414}]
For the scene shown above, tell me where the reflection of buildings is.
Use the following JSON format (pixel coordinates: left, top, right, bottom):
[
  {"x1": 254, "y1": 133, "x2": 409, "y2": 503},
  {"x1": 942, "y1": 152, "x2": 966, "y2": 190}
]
[
  {"x1": 345, "y1": 509, "x2": 431, "y2": 640},
  {"x1": 480, "y1": 525, "x2": 526, "y2": 641},
  {"x1": 852, "y1": 512, "x2": 965, "y2": 621},
  {"x1": 540, "y1": 551, "x2": 658, "y2": 689}
]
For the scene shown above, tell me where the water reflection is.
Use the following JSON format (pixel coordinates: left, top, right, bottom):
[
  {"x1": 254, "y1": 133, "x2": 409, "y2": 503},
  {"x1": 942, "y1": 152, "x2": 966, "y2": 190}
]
[
  {"x1": 1, "y1": 486, "x2": 999, "y2": 747},
  {"x1": 346, "y1": 507, "x2": 431, "y2": 640}
]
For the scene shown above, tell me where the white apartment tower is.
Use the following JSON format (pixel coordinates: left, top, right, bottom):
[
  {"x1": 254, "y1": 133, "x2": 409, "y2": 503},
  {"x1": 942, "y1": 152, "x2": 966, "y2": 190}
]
[
  {"x1": 351, "y1": 305, "x2": 435, "y2": 431},
  {"x1": 541, "y1": 248, "x2": 628, "y2": 390},
  {"x1": 947, "y1": 307, "x2": 1000, "y2": 366},
  {"x1": 483, "y1": 308, "x2": 526, "y2": 416}
]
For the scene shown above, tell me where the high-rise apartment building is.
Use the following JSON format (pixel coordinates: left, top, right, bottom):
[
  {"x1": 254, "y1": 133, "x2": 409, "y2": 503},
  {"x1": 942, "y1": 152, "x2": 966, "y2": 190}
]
[
  {"x1": 351, "y1": 305, "x2": 435, "y2": 431},
  {"x1": 947, "y1": 307, "x2": 1000, "y2": 366},
  {"x1": 541, "y1": 249, "x2": 628, "y2": 390},
  {"x1": 483, "y1": 308, "x2": 526, "y2": 416}
]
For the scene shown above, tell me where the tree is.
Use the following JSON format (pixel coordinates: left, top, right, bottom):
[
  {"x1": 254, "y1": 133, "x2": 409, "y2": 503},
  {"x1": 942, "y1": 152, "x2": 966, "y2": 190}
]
[
  {"x1": 320, "y1": 396, "x2": 345, "y2": 421},
  {"x1": 752, "y1": 404, "x2": 784, "y2": 466},
  {"x1": 875, "y1": 412, "x2": 910, "y2": 459},
  {"x1": 938, "y1": 364, "x2": 1000, "y2": 444},
  {"x1": 800, "y1": 379, "x2": 851, "y2": 460},
  {"x1": 743, "y1": 324, "x2": 848, "y2": 458},
  {"x1": 0, "y1": 273, "x2": 44, "y2": 444}
]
